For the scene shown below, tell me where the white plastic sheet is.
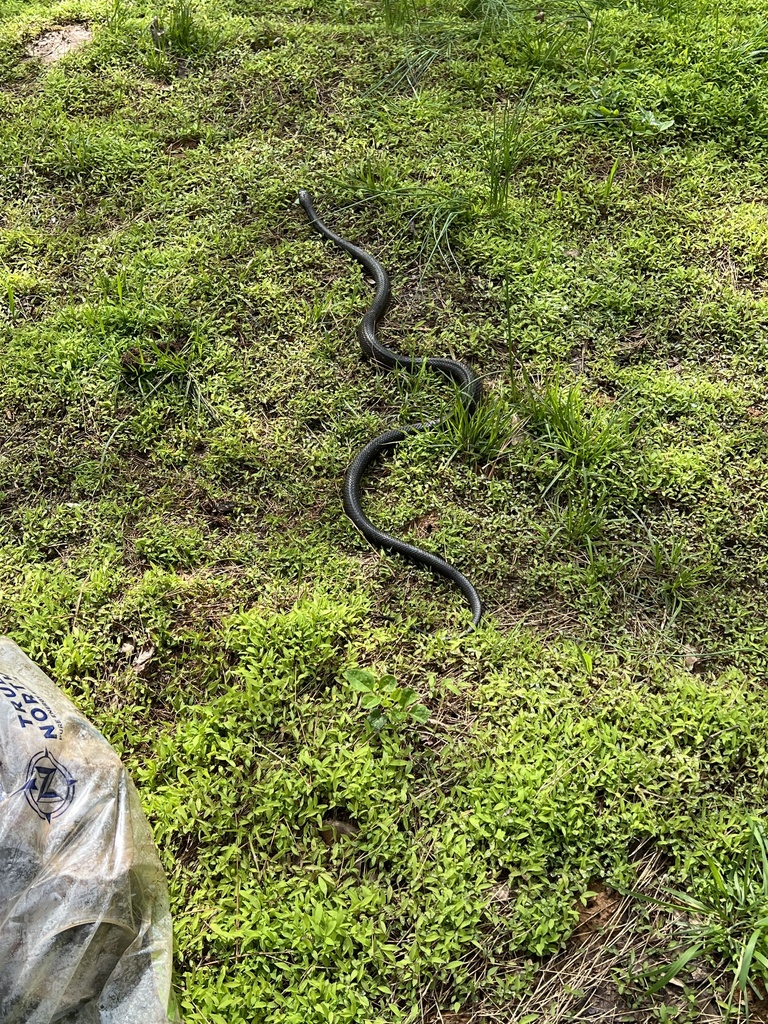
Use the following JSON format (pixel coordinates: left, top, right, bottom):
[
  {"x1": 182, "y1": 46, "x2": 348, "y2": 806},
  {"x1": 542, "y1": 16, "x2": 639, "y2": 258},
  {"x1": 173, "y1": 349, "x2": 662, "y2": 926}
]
[{"x1": 0, "y1": 637, "x2": 177, "y2": 1024}]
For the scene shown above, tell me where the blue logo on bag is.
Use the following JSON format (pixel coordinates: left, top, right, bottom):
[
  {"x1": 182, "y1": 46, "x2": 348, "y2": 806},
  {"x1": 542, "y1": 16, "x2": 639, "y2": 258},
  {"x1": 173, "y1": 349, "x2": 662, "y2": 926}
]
[{"x1": 24, "y1": 749, "x2": 76, "y2": 822}]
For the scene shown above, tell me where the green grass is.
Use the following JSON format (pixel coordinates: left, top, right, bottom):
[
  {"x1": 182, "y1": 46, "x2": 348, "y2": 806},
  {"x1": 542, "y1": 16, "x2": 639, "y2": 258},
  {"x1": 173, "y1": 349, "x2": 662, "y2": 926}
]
[
  {"x1": 2, "y1": 0, "x2": 768, "y2": 1019},
  {"x1": 648, "y1": 817, "x2": 768, "y2": 1019}
]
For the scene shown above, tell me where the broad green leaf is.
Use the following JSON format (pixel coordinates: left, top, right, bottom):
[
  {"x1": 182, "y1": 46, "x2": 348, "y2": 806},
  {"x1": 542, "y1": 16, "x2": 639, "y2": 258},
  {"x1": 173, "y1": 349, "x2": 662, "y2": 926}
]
[
  {"x1": 366, "y1": 710, "x2": 388, "y2": 733},
  {"x1": 344, "y1": 668, "x2": 376, "y2": 690},
  {"x1": 410, "y1": 704, "x2": 430, "y2": 724}
]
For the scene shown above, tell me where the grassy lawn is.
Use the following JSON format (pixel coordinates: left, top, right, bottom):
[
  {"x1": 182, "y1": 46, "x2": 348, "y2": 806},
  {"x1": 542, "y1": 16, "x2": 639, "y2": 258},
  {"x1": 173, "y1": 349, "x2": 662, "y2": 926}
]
[{"x1": 2, "y1": 0, "x2": 768, "y2": 1019}]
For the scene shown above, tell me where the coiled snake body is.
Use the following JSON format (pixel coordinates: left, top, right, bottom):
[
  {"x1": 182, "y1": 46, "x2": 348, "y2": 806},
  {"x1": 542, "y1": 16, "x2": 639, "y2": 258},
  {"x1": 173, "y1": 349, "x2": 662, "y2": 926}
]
[{"x1": 298, "y1": 190, "x2": 483, "y2": 629}]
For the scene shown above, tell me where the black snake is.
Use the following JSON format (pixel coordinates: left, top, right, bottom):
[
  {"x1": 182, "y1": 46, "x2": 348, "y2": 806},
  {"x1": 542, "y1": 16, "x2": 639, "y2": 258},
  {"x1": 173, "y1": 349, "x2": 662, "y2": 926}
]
[{"x1": 298, "y1": 190, "x2": 483, "y2": 629}]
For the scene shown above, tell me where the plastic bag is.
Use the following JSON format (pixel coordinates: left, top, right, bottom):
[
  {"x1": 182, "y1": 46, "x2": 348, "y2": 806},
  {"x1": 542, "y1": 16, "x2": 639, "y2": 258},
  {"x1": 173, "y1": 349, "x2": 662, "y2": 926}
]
[{"x1": 0, "y1": 637, "x2": 177, "y2": 1024}]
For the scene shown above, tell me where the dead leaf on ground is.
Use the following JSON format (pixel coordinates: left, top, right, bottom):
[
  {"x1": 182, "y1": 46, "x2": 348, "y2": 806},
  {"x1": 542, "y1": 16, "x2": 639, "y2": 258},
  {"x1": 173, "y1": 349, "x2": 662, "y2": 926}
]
[
  {"x1": 319, "y1": 818, "x2": 359, "y2": 847},
  {"x1": 684, "y1": 645, "x2": 705, "y2": 673},
  {"x1": 489, "y1": 880, "x2": 512, "y2": 904},
  {"x1": 133, "y1": 645, "x2": 155, "y2": 674},
  {"x1": 573, "y1": 882, "x2": 623, "y2": 943}
]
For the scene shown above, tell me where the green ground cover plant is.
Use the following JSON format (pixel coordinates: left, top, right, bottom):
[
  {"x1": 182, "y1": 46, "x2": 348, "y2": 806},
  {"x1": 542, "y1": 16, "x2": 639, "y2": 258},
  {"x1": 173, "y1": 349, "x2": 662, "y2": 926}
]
[{"x1": 1, "y1": 0, "x2": 768, "y2": 1018}]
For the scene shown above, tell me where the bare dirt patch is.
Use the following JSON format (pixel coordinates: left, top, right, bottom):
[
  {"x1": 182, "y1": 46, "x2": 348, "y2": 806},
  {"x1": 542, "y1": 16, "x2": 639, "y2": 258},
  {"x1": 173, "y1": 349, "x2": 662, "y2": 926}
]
[
  {"x1": 572, "y1": 881, "x2": 624, "y2": 943},
  {"x1": 411, "y1": 511, "x2": 440, "y2": 537},
  {"x1": 165, "y1": 137, "x2": 203, "y2": 156},
  {"x1": 26, "y1": 24, "x2": 92, "y2": 65}
]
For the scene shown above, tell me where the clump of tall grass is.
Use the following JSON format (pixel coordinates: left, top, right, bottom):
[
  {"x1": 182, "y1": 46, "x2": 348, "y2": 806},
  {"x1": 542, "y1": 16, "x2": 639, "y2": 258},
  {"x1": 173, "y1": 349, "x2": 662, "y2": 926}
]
[
  {"x1": 484, "y1": 101, "x2": 533, "y2": 213},
  {"x1": 436, "y1": 388, "x2": 523, "y2": 467},
  {"x1": 374, "y1": 23, "x2": 464, "y2": 92},
  {"x1": 515, "y1": 370, "x2": 636, "y2": 477},
  {"x1": 381, "y1": 0, "x2": 417, "y2": 29},
  {"x1": 143, "y1": 0, "x2": 225, "y2": 75},
  {"x1": 504, "y1": 353, "x2": 638, "y2": 544},
  {"x1": 646, "y1": 818, "x2": 768, "y2": 1020},
  {"x1": 641, "y1": 530, "x2": 714, "y2": 621},
  {"x1": 415, "y1": 190, "x2": 477, "y2": 268}
]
